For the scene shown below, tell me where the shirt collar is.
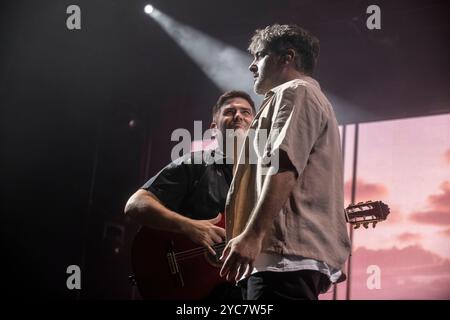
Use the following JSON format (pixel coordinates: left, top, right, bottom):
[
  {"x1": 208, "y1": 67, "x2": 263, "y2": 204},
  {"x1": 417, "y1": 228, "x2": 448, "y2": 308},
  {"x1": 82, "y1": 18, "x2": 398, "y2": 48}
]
[
  {"x1": 265, "y1": 75, "x2": 320, "y2": 98},
  {"x1": 204, "y1": 147, "x2": 233, "y2": 165}
]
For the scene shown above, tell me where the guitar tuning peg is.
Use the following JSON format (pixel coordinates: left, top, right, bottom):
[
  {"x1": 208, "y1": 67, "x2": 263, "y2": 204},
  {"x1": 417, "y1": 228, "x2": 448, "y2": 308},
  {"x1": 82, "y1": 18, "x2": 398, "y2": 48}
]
[
  {"x1": 354, "y1": 223, "x2": 360, "y2": 229},
  {"x1": 363, "y1": 223, "x2": 369, "y2": 229},
  {"x1": 372, "y1": 222, "x2": 377, "y2": 228}
]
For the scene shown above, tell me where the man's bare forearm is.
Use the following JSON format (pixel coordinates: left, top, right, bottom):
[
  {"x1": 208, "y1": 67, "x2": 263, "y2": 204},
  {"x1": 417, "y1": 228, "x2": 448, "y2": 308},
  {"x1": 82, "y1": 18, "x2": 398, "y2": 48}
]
[
  {"x1": 219, "y1": 163, "x2": 297, "y2": 280},
  {"x1": 243, "y1": 161, "x2": 297, "y2": 239},
  {"x1": 124, "y1": 189, "x2": 190, "y2": 234},
  {"x1": 125, "y1": 189, "x2": 225, "y2": 254}
]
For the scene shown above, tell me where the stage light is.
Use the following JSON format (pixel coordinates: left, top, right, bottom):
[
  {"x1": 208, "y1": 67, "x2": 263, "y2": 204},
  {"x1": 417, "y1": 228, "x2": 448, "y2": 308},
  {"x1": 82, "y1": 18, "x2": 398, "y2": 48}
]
[
  {"x1": 144, "y1": 7, "x2": 261, "y2": 106},
  {"x1": 144, "y1": 5, "x2": 154, "y2": 15}
]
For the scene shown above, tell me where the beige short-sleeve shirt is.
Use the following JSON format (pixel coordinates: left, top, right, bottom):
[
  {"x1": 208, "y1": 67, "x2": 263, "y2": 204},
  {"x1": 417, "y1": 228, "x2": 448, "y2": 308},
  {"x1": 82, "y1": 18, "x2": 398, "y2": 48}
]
[{"x1": 225, "y1": 76, "x2": 351, "y2": 270}]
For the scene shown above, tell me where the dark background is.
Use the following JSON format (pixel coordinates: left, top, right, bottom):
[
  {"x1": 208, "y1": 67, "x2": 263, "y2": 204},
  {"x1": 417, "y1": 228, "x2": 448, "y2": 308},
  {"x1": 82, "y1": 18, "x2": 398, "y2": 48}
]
[{"x1": 1, "y1": 0, "x2": 449, "y2": 299}]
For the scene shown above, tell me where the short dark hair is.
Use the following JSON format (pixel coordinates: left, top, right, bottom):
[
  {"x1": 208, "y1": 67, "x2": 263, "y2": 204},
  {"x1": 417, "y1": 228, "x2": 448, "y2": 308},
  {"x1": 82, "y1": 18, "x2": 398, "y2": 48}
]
[
  {"x1": 248, "y1": 24, "x2": 320, "y2": 75},
  {"x1": 212, "y1": 90, "x2": 256, "y2": 119}
]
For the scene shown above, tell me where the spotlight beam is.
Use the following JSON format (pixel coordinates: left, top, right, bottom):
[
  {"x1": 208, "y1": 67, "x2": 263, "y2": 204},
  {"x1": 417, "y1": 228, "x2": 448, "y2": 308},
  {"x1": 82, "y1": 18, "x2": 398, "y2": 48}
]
[{"x1": 145, "y1": 6, "x2": 262, "y2": 106}]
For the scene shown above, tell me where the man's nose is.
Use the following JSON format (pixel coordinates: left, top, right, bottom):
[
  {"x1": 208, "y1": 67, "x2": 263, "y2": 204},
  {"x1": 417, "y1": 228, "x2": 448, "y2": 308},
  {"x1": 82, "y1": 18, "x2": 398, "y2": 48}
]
[{"x1": 249, "y1": 61, "x2": 257, "y2": 73}]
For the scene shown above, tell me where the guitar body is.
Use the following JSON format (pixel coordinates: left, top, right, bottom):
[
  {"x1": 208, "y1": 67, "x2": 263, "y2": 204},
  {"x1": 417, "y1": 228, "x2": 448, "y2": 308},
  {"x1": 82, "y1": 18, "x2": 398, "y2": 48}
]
[{"x1": 131, "y1": 219, "x2": 227, "y2": 300}]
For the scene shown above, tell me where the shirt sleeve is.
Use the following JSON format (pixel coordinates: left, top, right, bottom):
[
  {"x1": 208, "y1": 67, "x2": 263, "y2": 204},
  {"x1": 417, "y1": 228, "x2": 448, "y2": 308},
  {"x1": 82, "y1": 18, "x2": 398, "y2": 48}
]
[
  {"x1": 141, "y1": 158, "x2": 192, "y2": 211},
  {"x1": 265, "y1": 85, "x2": 325, "y2": 177}
]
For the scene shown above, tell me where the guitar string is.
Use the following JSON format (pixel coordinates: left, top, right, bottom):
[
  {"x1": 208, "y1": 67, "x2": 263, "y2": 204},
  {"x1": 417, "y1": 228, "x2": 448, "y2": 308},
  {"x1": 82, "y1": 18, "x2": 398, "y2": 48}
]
[
  {"x1": 174, "y1": 243, "x2": 227, "y2": 260},
  {"x1": 176, "y1": 250, "x2": 224, "y2": 262},
  {"x1": 176, "y1": 250, "x2": 225, "y2": 262},
  {"x1": 174, "y1": 242, "x2": 225, "y2": 257},
  {"x1": 175, "y1": 244, "x2": 227, "y2": 260}
]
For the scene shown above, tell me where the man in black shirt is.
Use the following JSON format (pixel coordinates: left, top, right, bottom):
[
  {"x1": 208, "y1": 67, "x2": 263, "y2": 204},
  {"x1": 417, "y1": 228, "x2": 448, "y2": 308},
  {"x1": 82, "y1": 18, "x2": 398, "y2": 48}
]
[{"x1": 124, "y1": 90, "x2": 255, "y2": 298}]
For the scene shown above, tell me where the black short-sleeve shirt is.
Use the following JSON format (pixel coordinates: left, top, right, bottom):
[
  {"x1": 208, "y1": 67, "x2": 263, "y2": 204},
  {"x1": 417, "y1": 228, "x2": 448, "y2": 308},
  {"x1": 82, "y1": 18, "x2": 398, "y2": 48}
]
[{"x1": 141, "y1": 151, "x2": 233, "y2": 220}]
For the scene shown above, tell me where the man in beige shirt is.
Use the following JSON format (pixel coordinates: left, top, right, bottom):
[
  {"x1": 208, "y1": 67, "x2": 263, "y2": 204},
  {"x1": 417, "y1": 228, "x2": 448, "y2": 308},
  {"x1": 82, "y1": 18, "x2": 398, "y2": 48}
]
[{"x1": 219, "y1": 24, "x2": 351, "y2": 300}]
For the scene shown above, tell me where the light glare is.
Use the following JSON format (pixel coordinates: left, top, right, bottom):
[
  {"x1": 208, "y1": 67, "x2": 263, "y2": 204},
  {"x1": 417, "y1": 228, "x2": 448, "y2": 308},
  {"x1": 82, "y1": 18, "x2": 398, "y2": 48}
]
[{"x1": 144, "y1": 5, "x2": 154, "y2": 14}]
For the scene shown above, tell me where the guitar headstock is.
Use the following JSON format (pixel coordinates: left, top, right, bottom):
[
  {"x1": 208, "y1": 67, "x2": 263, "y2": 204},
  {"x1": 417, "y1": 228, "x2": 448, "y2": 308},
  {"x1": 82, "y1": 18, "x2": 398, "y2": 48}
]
[{"x1": 345, "y1": 200, "x2": 390, "y2": 229}]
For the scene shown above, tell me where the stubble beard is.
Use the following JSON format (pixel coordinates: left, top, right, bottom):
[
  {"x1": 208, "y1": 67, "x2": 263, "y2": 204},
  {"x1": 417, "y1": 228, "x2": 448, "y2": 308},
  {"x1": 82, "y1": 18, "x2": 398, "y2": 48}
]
[{"x1": 254, "y1": 77, "x2": 267, "y2": 95}]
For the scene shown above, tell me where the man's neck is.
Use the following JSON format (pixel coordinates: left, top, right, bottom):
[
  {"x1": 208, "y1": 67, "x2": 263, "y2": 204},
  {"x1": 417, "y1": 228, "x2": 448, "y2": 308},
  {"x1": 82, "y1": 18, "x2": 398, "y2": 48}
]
[
  {"x1": 267, "y1": 70, "x2": 310, "y2": 93},
  {"x1": 282, "y1": 69, "x2": 307, "y2": 84}
]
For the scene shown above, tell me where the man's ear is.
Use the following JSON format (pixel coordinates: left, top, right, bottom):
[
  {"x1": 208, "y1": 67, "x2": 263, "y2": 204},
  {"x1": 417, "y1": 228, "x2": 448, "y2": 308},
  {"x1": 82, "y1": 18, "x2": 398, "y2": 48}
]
[{"x1": 283, "y1": 49, "x2": 296, "y2": 65}]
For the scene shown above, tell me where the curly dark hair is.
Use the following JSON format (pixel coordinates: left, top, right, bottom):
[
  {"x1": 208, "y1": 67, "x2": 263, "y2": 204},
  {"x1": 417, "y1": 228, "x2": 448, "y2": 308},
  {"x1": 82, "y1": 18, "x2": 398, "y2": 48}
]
[
  {"x1": 212, "y1": 90, "x2": 255, "y2": 119},
  {"x1": 248, "y1": 24, "x2": 320, "y2": 75}
]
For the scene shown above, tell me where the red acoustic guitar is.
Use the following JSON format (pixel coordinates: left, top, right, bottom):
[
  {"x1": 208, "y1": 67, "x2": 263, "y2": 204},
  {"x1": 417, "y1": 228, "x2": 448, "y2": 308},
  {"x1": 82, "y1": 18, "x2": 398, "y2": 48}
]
[
  {"x1": 131, "y1": 201, "x2": 390, "y2": 299},
  {"x1": 131, "y1": 214, "x2": 228, "y2": 300}
]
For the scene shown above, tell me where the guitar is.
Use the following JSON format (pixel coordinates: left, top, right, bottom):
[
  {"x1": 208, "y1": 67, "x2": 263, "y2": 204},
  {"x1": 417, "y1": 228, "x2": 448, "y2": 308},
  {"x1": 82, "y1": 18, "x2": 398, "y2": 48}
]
[
  {"x1": 131, "y1": 214, "x2": 228, "y2": 300},
  {"x1": 131, "y1": 201, "x2": 390, "y2": 299}
]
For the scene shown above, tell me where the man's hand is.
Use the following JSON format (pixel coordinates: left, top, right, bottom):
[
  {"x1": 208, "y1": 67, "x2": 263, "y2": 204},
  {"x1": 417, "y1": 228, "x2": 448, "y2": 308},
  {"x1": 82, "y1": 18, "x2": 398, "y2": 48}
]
[
  {"x1": 219, "y1": 229, "x2": 263, "y2": 282},
  {"x1": 181, "y1": 213, "x2": 226, "y2": 256}
]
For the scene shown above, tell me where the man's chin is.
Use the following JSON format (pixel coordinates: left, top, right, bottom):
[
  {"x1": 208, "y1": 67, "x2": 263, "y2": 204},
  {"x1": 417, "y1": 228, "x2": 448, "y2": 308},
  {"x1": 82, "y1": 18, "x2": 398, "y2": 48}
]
[
  {"x1": 254, "y1": 82, "x2": 267, "y2": 95},
  {"x1": 223, "y1": 127, "x2": 246, "y2": 138}
]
